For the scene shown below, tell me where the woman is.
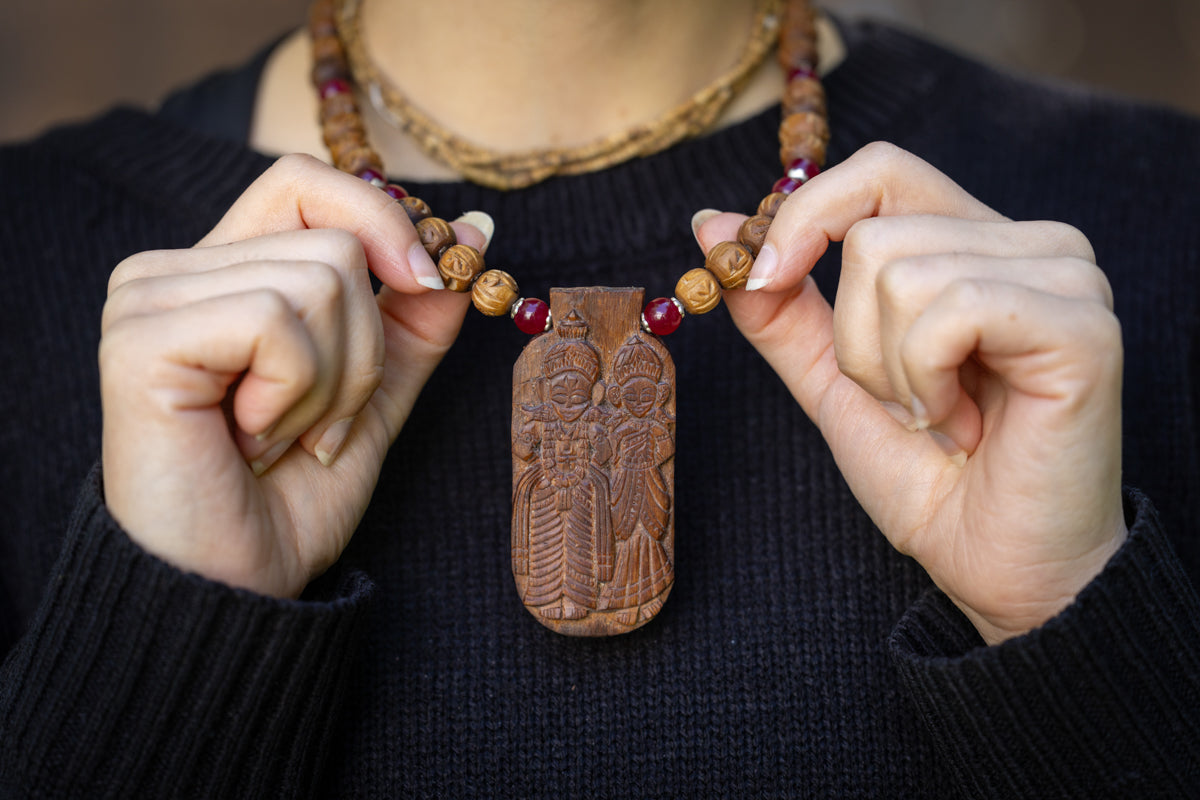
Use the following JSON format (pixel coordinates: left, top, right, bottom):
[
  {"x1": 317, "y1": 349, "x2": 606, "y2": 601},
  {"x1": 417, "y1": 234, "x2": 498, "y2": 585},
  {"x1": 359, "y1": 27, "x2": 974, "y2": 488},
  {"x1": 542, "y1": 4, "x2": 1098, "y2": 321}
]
[{"x1": 1, "y1": 0, "x2": 1197, "y2": 796}]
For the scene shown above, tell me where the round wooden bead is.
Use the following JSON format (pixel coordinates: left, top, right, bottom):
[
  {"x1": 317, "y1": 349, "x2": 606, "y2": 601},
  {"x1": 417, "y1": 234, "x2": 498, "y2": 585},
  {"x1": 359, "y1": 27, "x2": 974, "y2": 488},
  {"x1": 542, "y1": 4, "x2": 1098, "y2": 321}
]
[
  {"x1": 778, "y1": 2, "x2": 818, "y2": 69},
  {"x1": 328, "y1": 131, "x2": 369, "y2": 164},
  {"x1": 336, "y1": 146, "x2": 384, "y2": 179},
  {"x1": 783, "y1": 75, "x2": 826, "y2": 117},
  {"x1": 705, "y1": 241, "x2": 754, "y2": 290},
  {"x1": 472, "y1": 269, "x2": 520, "y2": 316},
  {"x1": 675, "y1": 268, "x2": 722, "y2": 315},
  {"x1": 779, "y1": 111, "x2": 830, "y2": 152},
  {"x1": 399, "y1": 196, "x2": 433, "y2": 224},
  {"x1": 758, "y1": 192, "x2": 788, "y2": 218},
  {"x1": 777, "y1": 109, "x2": 825, "y2": 167},
  {"x1": 320, "y1": 92, "x2": 357, "y2": 123},
  {"x1": 311, "y1": 56, "x2": 349, "y2": 86},
  {"x1": 311, "y1": 35, "x2": 344, "y2": 64},
  {"x1": 438, "y1": 245, "x2": 485, "y2": 293},
  {"x1": 737, "y1": 215, "x2": 773, "y2": 257},
  {"x1": 415, "y1": 217, "x2": 457, "y2": 261},
  {"x1": 322, "y1": 112, "x2": 364, "y2": 145}
]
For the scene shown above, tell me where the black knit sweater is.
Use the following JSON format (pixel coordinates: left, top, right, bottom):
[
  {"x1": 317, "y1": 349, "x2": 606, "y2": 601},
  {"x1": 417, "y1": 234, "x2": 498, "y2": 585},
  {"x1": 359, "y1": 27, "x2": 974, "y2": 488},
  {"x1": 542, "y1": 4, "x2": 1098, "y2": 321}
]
[{"x1": 2, "y1": 20, "x2": 1199, "y2": 799}]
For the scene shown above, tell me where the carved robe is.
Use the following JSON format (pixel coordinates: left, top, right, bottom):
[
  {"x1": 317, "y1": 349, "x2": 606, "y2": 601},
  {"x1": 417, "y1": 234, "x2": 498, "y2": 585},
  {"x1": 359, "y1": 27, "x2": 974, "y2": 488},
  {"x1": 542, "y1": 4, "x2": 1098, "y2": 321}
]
[
  {"x1": 512, "y1": 413, "x2": 613, "y2": 612},
  {"x1": 600, "y1": 416, "x2": 673, "y2": 609}
]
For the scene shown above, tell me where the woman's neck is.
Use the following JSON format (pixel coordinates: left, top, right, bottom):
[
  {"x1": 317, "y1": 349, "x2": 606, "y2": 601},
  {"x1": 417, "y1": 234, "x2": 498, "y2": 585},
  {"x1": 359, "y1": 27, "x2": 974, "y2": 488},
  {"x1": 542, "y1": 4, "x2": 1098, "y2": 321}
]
[{"x1": 250, "y1": 0, "x2": 844, "y2": 182}]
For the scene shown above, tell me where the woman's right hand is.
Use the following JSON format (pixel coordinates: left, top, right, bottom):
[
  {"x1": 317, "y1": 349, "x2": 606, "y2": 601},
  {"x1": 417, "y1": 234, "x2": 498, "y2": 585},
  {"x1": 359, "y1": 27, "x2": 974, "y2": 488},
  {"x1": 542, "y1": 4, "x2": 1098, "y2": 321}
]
[{"x1": 100, "y1": 154, "x2": 487, "y2": 598}]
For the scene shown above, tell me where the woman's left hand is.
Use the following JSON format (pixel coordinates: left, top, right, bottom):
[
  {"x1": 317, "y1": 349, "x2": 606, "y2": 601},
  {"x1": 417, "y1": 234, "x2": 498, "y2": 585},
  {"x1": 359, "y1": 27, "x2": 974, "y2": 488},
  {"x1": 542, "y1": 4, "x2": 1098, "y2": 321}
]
[{"x1": 696, "y1": 142, "x2": 1128, "y2": 644}]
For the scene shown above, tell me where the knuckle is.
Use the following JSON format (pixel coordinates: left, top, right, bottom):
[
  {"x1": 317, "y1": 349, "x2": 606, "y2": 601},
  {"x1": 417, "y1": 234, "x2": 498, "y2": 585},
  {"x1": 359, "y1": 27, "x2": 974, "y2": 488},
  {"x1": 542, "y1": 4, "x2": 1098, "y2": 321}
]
[
  {"x1": 857, "y1": 140, "x2": 905, "y2": 165},
  {"x1": 1042, "y1": 257, "x2": 1114, "y2": 309},
  {"x1": 293, "y1": 258, "x2": 346, "y2": 304},
  {"x1": 842, "y1": 218, "x2": 887, "y2": 266},
  {"x1": 252, "y1": 287, "x2": 297, "y2": 326},
  {"x1": 943, "y1": 277, "x2": 988, "y2": 309},
  {"x1": 108, "y1": 250, "x2": 161, "y2": 294},
  {"x1": 269, "y1": 152, "x2": 324, "y2": 181},
  {"x1": 1044, "y1": 221, "x2": 1096, "y2": 262},
  {"x1": 874, "y1": 257, "x2": 921, "y2": 301},
  {"x1": 101, "y1": 278, "x2": 149, "y2": 331},
  {"x1": 314, "y1": 227, "x2": 368, "y2": 272}
]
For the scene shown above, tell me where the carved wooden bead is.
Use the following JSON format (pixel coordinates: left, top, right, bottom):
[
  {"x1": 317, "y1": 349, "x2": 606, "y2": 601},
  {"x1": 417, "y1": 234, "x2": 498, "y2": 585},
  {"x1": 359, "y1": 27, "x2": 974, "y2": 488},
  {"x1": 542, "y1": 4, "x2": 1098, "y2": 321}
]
[
  {"x1": 779, "y1": 137, "x2": 827, "y2": 169},
  {"x1": 336, "y1": 146, "x2": 384, "y2": 178},
  {"x1": 320, "y1": 92, "x2": 357, "y2": 123},
  {"x1": 778, "y1": 1, "x2": 818, "y2": 68},
  {"x1": 415, "y1": 216, "x2": 457, "y2": 261},
  {"x1": 328, "y1": 131, "x2": 369, "y2": 164},
  {"x1": 399, "y1": 196, "x2": 433, "y2": 224},
  {"x1": 438, "y1": 244, "x2": 485, "y2": 292},
  {"x1": 783, "y1": 75, "x2": 826, "y2": 116},
  {"x1": 758, "y1": 192, "x2": 788, "y2": 219},
  {"x1": 322, "y1": 112, "x2": 364, "y2": 145},
  {"x1": 705, "y1": 241, "x2": 754, "y2": 290},
  {"x1": 738, "y1": 215, "x2": 773, "y2": 257},
  {"x1": 308, "y1": 12, "x2": 337, "y2": 39},
  {"x1": 674, "y1": 268, "x2": 722, "y2": 315},
  {"x1": 311, "y1": 35, "x2": 345, "y2": 64},
  {"x1": 311, "y1": 56, "x2": 350, "y2": 86},
  {"x1": 472, "y1": 269, "x2": 520, "y2": 315},
  {"x1": 308, "y1": 0, "x2": 337, "y2": 29},
  {"x1": 780, "y1": 111, "x2": 830, "y2": 149}
]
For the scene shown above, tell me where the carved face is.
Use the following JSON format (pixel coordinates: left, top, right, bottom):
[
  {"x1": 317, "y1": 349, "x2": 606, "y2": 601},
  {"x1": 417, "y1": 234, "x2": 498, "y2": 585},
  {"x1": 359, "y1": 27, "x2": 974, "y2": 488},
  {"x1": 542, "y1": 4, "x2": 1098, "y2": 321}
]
[
  {"x1": 620, "y1": 377, "x2": 658, "y2": 418},
  {"x1": 548, "y1": 370, "x2": 594, "y2": 421}
]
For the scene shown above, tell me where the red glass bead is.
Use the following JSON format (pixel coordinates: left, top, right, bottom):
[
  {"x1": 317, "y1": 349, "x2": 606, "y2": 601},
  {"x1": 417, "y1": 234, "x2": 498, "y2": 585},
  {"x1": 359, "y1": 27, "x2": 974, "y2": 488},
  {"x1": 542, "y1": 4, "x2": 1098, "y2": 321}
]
[
  {"x1": 358, "y1": 168, "x2": 385, "y2": 185},
  {"x1": 786, "y1": 157, "x2": 821, "y2": 183},
  {"x1": 319, "y1": 78, "x2": 352, "y2": 99},
  {"x1": 641, "y1": 297, "x2": 683, "y2": 336},
  {"x1": 383, "y1": 183, "x2": 409, "y2": 200},
  {"x1": 787, "y1": 66, "x2": 818, "y2": 82},
  {"x1": 772, "y1": 176, "x2": 803, "y2": 195},
  {"x1": 513, "y1": 298, "x2": 551, "y2": 334}
]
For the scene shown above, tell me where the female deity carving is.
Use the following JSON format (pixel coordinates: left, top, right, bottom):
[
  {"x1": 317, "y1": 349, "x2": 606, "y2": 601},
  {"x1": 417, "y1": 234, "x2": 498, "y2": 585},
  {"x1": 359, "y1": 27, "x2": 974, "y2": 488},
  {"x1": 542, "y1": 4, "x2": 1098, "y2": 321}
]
[{"x1": 599, "y1": 336, "x2": 675, "y2": 625}]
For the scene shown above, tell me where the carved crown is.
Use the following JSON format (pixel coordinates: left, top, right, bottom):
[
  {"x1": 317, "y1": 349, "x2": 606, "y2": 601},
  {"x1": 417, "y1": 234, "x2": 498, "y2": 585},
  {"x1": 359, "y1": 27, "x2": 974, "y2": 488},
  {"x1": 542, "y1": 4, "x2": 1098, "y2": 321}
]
[
  {"x1": 613, "y1": 336, "x2": 662, "y2": 384},
  {"x1": 544, "y1": 310, "x2": 600, "y2": 382}
]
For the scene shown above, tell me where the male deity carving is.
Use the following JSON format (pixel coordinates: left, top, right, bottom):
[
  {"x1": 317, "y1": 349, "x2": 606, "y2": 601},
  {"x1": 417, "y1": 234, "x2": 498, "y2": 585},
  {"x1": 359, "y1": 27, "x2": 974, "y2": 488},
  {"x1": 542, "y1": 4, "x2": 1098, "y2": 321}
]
[
  {"x1": 599, "y1": 336, "x2": 675, "y2": 625},
  {"x1": 512, "y1": 310, "x2": 614, "y2": 621}
]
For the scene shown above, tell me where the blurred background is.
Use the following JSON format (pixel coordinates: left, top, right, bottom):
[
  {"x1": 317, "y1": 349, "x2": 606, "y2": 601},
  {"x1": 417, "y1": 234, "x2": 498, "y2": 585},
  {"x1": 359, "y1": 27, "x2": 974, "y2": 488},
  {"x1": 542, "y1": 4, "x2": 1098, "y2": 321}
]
[{"x1": 2, "y1": 0, "x2": 1197, "y2": 143}]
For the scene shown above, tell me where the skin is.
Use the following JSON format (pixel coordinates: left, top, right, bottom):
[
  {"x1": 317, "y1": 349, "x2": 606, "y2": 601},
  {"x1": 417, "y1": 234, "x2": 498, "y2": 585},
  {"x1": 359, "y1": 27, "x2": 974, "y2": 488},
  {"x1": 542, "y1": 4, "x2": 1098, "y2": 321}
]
[{"x1": 102, "y1": 1, "x2": 1125, "y2": 645}]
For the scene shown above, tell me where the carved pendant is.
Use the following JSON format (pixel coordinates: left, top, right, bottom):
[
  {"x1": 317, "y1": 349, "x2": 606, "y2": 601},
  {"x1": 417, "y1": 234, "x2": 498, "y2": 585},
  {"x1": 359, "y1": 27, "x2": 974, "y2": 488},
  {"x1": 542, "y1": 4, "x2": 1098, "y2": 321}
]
[{"x1": 511, "y1": 287, "x2": 676, "y2": 636}]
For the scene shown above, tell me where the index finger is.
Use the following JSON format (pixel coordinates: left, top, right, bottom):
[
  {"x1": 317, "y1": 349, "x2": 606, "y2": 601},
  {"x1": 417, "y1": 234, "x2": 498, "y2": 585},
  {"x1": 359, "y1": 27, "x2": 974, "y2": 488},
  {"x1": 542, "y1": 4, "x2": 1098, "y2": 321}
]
[
  {"x1": 197, "y1": 153, "x2": 444, "y2": 292},
  {"x1": 747, "y1": 142, "x2": 1008, "y2": 291}
]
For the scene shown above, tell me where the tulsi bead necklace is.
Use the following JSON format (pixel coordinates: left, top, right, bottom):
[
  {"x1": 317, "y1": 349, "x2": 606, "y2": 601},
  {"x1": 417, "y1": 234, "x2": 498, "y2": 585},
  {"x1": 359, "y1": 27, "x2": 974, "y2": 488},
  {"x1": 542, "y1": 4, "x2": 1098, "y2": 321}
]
[{"x1": 308, "y1": 0, "x2": 829, "y2": 336}]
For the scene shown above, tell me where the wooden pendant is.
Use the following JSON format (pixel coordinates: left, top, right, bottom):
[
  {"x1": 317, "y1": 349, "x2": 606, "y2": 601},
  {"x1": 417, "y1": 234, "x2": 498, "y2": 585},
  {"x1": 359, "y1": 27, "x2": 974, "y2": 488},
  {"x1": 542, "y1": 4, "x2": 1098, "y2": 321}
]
[{"x1": 511, "y1": 287, "x2": 676, "y2": 636}]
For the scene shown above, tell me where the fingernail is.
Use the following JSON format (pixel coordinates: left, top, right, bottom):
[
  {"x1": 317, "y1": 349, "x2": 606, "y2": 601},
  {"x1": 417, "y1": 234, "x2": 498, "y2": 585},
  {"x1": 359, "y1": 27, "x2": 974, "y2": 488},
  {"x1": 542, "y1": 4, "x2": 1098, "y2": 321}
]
[
  {"x1": 927, "y1": 430, "x2": 967, "y2": 467},
  {"x1": 251, "y1": 438, "x2": 294, "y2": 477},
  {"x1": 455, "y1": 210, "x2": 495, "y2": 253},
  {"x1": 315, "y1": 417, "x2": 355, "y2": 467},
  {"x1": 690, "y1": 209, "x2": 721, "y2": 244},
  {"x1": 909, "y1": 395, "x2": 930, "y2": 430},
  {"x1": 745, "y1": 243, "x2": 777, "y2": 291},
  {"x1": 880, "y1": 401, "x2": 919, "y2": 431},
  {"x1": 409, "y1": 242, "x2": 445, "y2": 290}
]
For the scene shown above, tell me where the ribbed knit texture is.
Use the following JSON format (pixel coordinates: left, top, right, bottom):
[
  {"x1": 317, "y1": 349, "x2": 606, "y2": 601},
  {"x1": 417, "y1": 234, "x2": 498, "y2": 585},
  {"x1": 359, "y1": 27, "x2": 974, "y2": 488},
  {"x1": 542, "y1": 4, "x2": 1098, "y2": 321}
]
[{"x1": 2, "y1": 19, "x2": 1198, "y2": 798}]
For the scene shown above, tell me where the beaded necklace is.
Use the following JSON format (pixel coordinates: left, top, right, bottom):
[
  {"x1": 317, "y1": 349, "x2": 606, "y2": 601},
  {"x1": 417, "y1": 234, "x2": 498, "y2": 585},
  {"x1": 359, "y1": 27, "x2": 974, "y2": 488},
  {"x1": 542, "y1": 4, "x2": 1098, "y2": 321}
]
[{"x1": 308, "y1": 0, "x2": 829, "y2": 635}]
